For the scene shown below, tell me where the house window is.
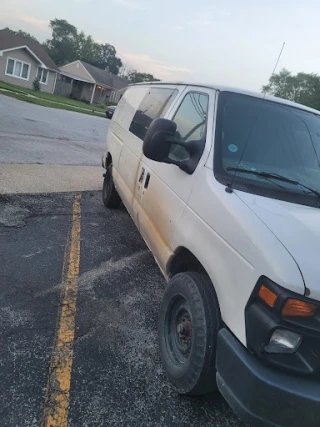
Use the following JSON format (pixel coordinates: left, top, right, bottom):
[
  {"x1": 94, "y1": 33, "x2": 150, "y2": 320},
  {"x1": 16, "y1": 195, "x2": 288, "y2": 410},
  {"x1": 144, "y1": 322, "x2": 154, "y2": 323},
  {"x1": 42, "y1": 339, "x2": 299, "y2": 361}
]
[
  {"x1": 5, "y1": 57, "x2": 30, "y2": 80},
  {"x1": 37, "y1": 68, "x2": 48, "y2": 84}
]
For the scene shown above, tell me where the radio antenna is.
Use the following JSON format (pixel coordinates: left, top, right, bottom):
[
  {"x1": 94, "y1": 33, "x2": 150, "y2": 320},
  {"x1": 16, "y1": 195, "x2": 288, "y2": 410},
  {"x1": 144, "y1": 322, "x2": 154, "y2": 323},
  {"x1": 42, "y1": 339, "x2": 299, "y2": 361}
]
[
  {"x1": 226, "y1": 41, "x2": 286, "y2": 193},
  {"x1": 270, "y1": 42, "x2": 285, "y2": 81}
]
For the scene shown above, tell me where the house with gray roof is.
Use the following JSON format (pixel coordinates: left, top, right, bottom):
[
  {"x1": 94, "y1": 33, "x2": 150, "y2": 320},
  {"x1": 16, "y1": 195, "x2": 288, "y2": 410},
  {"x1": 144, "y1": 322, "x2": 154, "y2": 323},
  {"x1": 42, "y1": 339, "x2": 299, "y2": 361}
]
[
  {"x1": 0, "y1": 29, "x2": 59, "y2": 93},
  {"x1": 58, "y1": 60, "x2": 129, "y2": 104}
]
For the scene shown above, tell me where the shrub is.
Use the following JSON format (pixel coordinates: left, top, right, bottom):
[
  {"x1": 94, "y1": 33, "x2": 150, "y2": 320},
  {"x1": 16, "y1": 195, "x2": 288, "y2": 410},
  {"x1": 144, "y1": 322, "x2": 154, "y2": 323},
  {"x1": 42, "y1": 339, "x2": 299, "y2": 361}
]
[{"x1": 33, "y1": 78, "x2": 40, "y2": 91}]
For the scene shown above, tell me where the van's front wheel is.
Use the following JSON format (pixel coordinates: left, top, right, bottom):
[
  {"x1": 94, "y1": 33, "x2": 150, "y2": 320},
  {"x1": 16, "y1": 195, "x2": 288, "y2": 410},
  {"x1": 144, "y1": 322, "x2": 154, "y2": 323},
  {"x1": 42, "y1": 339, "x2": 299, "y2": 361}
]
[
  {"x1": 102, "y1": 164, "x2": 121, "y2": 208},
  {"x1": 158, "y1": 272, "x2": 221, "y2": 395}
]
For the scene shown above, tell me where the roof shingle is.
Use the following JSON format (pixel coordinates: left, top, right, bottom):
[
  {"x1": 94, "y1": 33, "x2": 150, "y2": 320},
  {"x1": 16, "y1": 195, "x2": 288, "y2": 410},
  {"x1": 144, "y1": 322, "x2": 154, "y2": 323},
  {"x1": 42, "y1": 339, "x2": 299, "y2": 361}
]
[
  {"x1": 0, "y1": 30, "x2": 59, "y2": 71},
  {"x1": 80, "y1": 61, "x2": 129, "y2": 90}
]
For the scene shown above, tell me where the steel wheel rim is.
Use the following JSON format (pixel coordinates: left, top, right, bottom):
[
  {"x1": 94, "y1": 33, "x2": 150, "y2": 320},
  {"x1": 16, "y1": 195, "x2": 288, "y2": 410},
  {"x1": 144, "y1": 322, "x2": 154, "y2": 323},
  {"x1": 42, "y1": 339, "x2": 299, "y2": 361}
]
[{"x1": 165, "y1": 295, "x2": 193, "y2": 365}]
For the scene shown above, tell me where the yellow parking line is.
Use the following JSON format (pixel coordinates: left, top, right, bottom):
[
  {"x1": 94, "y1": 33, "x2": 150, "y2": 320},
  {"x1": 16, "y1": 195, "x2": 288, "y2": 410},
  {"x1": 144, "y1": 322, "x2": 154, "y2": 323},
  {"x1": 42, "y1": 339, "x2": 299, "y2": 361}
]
[{"x1": 40, "y1": 194, "x2": 81, "y2": 427}]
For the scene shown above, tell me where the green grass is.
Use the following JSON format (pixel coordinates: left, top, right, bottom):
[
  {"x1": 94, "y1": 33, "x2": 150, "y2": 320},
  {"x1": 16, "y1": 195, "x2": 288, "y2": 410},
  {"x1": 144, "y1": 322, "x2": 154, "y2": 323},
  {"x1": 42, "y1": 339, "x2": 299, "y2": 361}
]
[
  {"x1": 0, "y1": 89, "x2": 106, "y2": 118},
  {"x1": 0, "y1": 80, "x2": 108, "y2": 117}
]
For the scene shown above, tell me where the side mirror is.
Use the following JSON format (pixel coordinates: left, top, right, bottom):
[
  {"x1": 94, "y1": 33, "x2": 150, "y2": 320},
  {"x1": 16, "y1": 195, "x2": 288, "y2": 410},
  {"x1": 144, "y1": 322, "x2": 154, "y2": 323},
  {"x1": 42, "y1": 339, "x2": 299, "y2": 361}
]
[
  {"x1": 143, "y1": 118, "x2": 177, "y2": 162},
  {"x1": 143, "y1": 118, "x2": 206, "y2": 175}
]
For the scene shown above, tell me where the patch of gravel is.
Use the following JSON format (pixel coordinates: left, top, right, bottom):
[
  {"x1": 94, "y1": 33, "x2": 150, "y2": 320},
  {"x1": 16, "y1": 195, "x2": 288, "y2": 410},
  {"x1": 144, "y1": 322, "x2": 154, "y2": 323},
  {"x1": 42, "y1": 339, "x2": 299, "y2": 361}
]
[{"x1": 0, "y1": 203, "x2": 29, "y2": 227}]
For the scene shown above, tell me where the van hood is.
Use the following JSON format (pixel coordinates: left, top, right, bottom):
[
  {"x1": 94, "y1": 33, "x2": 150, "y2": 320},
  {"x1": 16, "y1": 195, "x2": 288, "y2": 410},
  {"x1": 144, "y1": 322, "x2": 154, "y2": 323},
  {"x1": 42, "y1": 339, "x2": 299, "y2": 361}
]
[{"x1": 236, "y1": 191, "x2": 320, "y2": 301}]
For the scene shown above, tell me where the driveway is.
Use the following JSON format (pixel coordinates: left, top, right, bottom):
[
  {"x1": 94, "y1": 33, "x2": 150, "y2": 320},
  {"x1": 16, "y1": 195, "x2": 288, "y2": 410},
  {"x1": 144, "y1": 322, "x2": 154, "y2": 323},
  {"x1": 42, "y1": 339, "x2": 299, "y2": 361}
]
[{"x1": 0, "y1": 97, "x2": 244, "y2": 427}]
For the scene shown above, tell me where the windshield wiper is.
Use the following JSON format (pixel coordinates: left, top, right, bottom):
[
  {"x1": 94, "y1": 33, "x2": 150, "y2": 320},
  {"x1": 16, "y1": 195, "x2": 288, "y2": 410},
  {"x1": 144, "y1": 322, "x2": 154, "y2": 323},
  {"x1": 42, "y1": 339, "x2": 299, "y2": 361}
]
[{"x1": 226, "y1": 167, "x2": 320, "y2": 201}]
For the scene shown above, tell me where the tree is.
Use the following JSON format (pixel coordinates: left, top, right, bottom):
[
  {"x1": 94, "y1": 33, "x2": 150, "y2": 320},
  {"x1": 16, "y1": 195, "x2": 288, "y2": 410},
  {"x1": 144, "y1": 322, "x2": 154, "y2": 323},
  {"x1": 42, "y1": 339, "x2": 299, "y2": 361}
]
[
  {"x1": 33, "y1": 78, "x2": 40, "y2": 91},
  {"x1": 92, "y1": 43, "x2": 123, "y2": 75},
  {"x1": 127, "y1": 70, "x2": 160, "y2": 83},
  {"x1": 119, "y1": 63, "x2": 134, "y2": 78},
  {"x1": 75, "y1": 32, "x2": 100, "y2": 65},
  {"x1": 5, "y1": 20, "x2": 161, "y2": 79},
  {"x1": 43, "y1": 19, "x2": 78, "y2": 65},
  {"x1": 3, "y1": 27, "x2": 38, "y2": 42},
  {"x1": 43, "y1": 19, "x2": 123, "y2": 74},
  {"x1": 262, "y1": 68, "x2": 320, "y2": 110}
]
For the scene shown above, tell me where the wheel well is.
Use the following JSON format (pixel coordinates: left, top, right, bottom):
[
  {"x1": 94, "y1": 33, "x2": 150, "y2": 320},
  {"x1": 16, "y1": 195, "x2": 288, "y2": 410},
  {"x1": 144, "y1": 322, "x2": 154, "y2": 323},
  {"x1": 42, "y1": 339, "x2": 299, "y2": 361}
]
[
  {"x1": 167, "y1": 248, "x2": 222, "y2": 324},
  {"x1": 167, "y1": 248, "x2": 207, "y2": 278},
  {"x1": 106, "y1": 153, "x2": 112, "y2": 168}
]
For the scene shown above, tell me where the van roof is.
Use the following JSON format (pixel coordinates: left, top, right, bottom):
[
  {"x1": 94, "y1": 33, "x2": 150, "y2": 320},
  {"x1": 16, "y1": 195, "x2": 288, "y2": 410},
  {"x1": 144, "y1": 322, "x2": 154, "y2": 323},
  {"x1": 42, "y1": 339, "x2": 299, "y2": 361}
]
[{"x1": 134, "y1": 81, "x2": 320, "y2": 115}]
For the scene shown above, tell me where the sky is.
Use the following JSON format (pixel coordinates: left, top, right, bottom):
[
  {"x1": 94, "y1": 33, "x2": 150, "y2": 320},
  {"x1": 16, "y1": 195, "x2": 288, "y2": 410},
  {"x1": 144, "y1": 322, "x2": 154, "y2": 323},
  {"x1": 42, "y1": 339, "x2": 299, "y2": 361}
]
[{"x1": 1, "y1": 0, "x2": 320, "y2": 91}]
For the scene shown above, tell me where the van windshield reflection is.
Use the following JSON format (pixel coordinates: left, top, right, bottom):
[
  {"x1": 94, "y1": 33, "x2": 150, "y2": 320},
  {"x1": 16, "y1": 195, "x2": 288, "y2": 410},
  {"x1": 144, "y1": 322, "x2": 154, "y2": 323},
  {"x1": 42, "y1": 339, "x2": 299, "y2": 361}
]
[{"x1": 215, "y1": 92, "x2": 320, "y2": 206}]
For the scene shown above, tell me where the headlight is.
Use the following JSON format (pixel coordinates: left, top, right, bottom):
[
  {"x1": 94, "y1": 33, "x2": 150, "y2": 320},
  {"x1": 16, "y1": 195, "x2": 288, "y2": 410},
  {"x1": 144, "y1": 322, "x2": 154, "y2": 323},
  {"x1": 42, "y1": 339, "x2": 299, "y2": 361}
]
[
  {"x1": 245, "y1": 276, "x2": 320, "y2": 378},
  {"x1": 265, "y1": 329, "x2": 302, "y2": 354}
]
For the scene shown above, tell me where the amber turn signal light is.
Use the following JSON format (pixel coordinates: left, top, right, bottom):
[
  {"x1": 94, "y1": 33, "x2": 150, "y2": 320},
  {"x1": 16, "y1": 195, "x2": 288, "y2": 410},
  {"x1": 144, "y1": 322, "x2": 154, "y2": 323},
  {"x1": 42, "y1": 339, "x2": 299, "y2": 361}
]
[
  {"x1": 282, "y1": 299, "x2": 318, "y2": 317},
  {"x1": 258, "y1": 285, "x2": 277, "y2": 308}
]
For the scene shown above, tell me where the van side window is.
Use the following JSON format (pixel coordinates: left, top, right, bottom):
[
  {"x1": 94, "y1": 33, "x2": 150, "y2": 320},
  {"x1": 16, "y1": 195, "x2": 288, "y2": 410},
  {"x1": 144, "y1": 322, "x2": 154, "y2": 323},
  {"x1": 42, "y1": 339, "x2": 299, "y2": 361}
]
[
  {"x1": 129, "y1": 88, "x2": 178, "y2": 140},
  {"x1": 169, "y1": 92, "x2": 209, "y2": 162}
]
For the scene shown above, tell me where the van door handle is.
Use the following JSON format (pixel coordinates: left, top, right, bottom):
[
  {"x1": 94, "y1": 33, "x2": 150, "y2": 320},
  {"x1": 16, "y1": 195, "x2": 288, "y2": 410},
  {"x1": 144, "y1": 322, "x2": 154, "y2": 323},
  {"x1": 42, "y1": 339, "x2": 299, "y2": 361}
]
[
  {"x1": 144, "y1": 173, "x2": 151, "y2": 189},
  {"x1": 138, "y1": 168, "x2": 145, "y2": 183}
]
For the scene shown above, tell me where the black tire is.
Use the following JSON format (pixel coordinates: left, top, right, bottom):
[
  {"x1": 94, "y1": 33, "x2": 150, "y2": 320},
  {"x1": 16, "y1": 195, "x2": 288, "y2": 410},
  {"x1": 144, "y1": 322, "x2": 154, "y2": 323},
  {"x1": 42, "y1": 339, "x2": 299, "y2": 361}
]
[
  {"x1": 158, "y1": 272, "x2": 222, "y2": 395},
  {"x1": 102, "y1": 164, "x2": 121, "y2": 208}
]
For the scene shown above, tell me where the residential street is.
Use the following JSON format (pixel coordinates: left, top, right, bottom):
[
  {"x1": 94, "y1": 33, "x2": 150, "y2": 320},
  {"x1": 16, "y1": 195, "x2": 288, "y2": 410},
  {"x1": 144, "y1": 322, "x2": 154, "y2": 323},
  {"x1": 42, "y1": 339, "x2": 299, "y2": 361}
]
[
  {"x1": 0, "y1": 95, "x2": 108, "y2": 193},
  {"x1": 0, "y1": 95, "x2": 108, "y2": 166},
  {"x1": 0, "y1": 97, "x2": 244, "y2": 427}
]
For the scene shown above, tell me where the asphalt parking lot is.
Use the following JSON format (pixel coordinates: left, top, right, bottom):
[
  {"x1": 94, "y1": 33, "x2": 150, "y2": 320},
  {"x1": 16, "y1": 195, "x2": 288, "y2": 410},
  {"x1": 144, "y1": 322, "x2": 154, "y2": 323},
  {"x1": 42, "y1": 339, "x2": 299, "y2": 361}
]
[{"x1": 0, "y1": 96, "x2": 244, "y2": 426}]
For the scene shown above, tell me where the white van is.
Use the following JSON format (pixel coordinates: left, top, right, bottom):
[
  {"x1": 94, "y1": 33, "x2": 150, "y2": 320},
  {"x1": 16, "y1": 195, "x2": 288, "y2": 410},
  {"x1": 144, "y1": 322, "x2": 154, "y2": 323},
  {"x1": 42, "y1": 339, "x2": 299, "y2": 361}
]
[{"x1": 102, "y1": 82, "x2": 320, "y2": 427}]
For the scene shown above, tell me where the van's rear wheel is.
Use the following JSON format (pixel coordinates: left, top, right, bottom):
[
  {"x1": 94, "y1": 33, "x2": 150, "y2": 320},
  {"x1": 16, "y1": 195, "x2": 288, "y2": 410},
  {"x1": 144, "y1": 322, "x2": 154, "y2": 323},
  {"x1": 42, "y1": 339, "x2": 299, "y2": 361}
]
[
  {"x1": 158, "y1": 272, "x2": 221, "y2": 395},
  {"x1": 102, "y1": 164, "x2": 121, "y2": 208}
]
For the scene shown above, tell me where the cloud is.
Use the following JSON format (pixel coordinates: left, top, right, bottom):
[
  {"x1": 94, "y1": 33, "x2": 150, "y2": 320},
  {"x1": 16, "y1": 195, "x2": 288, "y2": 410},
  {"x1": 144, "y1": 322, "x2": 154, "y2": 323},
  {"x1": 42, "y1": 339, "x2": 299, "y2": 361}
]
[
  {"x1": 186, "y1": 19, "x2": 212, "y2": 26},
  {"x1": 182, "y1": 7, "x2": 230, "y2": 28},
  {"x1": 122, "y1": 53, "x2": 160, "y2": 63},
  {"x1": 19, "y1": 15, "x2": 49, "y2": 30},
  {"x1": 175, "y1": 25, "x2": 186, "y2": 31},
  {"x1": 111, "y1": 0, "x2": 146, "y2": 10},
  {"x1": 158, "y1": 64, "x2": 192, "y2": 73},
  {"x1": 0, "y1": 12, "x2": 49, "y2": 34},
  {"x1": 121, "y1": 52, "x2": 193, "y2": 79},
  {"x1": 184, "y1": 9, "x2": 214, "y2": 27},
  {"x1": 221, "y1": 11, "x2": 232, "y2": 17}
]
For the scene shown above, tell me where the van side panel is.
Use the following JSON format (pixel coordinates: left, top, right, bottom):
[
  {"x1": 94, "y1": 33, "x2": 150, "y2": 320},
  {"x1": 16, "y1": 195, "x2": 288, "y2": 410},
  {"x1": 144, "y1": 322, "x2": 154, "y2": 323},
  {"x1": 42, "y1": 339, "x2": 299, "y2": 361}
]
[
  {"x1": 171, "y1": 167, "x2": 305, "y2": 345},
  {"x1": 106, "y1": 122, "x2": 124, "y2": 171},
  {"x1": 135, "y1": 167, "x2": 186, "y2": 271},
  {"x1": 104, "y1": 86, "x2": 144, "y2": 172},
  {"x1": 112, "y1": 86, "x2": 149, "y2": 216}
]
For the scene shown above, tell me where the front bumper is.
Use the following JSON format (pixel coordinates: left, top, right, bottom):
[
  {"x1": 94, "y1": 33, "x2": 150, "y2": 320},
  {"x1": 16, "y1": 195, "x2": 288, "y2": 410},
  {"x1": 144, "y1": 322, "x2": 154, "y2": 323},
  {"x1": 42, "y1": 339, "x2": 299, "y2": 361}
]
[{"x1": 216, "y1": 328, "x2": 320, "y2": 427}]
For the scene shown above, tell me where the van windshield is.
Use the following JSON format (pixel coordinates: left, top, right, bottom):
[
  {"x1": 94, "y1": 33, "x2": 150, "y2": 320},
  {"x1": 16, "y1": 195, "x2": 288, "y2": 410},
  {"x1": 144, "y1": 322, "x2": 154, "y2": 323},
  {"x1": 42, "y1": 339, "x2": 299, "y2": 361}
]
[{"x1": 214, "y1": 91, "x2": 320, "y2": 207}]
